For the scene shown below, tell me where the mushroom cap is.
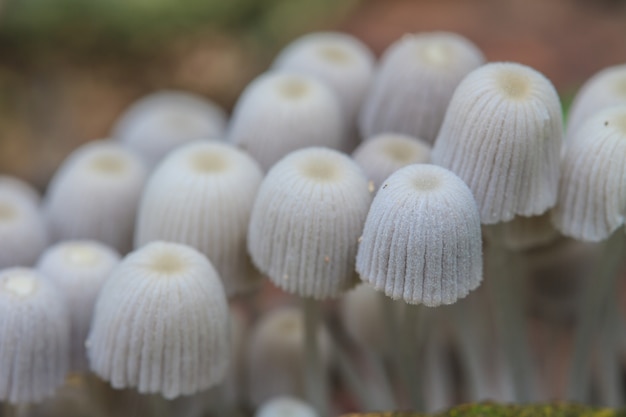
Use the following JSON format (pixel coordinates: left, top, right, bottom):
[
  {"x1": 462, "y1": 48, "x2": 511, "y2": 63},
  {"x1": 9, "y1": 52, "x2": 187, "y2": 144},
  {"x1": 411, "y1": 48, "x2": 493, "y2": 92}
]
[
  {"x1": 247, "y1": 147, "x2": 372, "y2": 299},
  {"x1": 356, "y1": 164, "x2": 483, "y2": 306},
  {"x1": 432, "y1": 62, "x2": 563, "y2": 224},
  {"x1": 36, "y1": 240, "x2": 121, "y2": 372},
  {"x1": 228, "y1": 72, "x2": 346, "y2": 171},
  {"x1": 359, "y1": 31, "x2": 485, "y2": 144},
  {"x1": 551, "y1": 105, "x2": 626, "y2": 242},
  {"x1": 352, "y1": 132, "x2": 431, "y2": 191},
  {"x1": 255, "y1": 396, "x2": 319, "y2": 417},
  {"x1": 246, "y1": 307, "x2": 331, "y2": 407},
  {"x1": 135, "y1": 141, "x2": 264, "y2": 296},
  {"x1": 0, "y1": 193, "x2": 48, "y2": 268},
  {"x1": 112, "y1": 90, "x2": 227, "y2": 169},
  {"x1": 0, "y1": 267, "x2": 69, "y2": 404},
  {"x1": 43, "y1": 140, "x2": 148, "y2": 253},
  {"x1": 87, "y1": 241, "x2": 230, "y2": 399},
  {"x1": 566, "y1": 64, "x2": 626, "y2": 139},
  {"x1": 273, "y1": 32, "x2": 375, "y2": 123}
]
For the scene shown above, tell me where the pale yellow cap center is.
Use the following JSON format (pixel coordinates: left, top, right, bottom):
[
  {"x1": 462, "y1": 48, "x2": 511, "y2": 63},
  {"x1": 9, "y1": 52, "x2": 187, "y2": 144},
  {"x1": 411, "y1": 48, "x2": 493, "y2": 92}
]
[
  {"x1": 318, "y1": 45, "x2": 351, "y2": 65},
  {"x1": 615, "y1": 75, "x2": 626, "y2": 96},
  {"x1": 383, "y1": 139, "x2": 418, "y2": 164},
  {"x1": 278, "y1": 78, "x2": 310, "y2": 100},
  {"x1": 64, "y1": 245, "x2": 99, "y2": 266},
  {"x1": 420, "y1": 41, "x2": 454, "y2": 66},
  {"x1": 496, "y1": 69, "x2": 532, "y2": 100},
  {"x1": 4, "y1": 274, "x2": 37, "y2": 297},
  {"x1": 91, "y1": 153, "x2": 127, "y2": 174},
  {"x1": 412, "y1": 172, "x2": 441, "y2": 191},
  {"x1": 0, "y1": 202, "x2": 16, "y2": 221},
  {"x1": 148, "y1": 251, "x2": 186, "y2": 275},
  {"x1": 300, "y1": 158, "x2": 340, "y2": 182},
  {"x1": 190, "y1": 150, "x2": 229, "y2": 173}
]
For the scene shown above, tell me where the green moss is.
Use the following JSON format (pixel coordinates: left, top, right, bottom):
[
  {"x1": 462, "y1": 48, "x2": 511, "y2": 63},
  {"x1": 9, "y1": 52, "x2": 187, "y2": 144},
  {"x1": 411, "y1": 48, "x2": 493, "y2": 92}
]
[{"x1": 341, "y1": 403, "x2": 626, "y2": 417}]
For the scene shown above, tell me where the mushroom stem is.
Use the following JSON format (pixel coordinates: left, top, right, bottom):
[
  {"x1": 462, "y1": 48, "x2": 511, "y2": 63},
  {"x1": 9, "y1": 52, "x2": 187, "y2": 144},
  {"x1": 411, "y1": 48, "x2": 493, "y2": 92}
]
[
  {"x1": 567, "y1": 230, "x2": 625, "y2": 402},
  {"x1": 597, "y1": 298, "x2": 624, "y2": 407},
  {"x1": 361, "y1": 348, "x2": 397, "y2": 410},
  {"x1": 487, "y1": 244, "x2": 535, "y2": 403},
  {"x1": 403, "y1": 303, "x2": 426, "y2": 411},
  {"x1": 302, "y1": 297, "x2": 329, "y2": 416}
]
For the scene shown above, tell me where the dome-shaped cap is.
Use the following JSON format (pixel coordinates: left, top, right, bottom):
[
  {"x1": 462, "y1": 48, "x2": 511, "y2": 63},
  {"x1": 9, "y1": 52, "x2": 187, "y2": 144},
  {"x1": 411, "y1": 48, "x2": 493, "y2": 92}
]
[
  {"x1": 432, "y1": 62, "x2": 563, "y2": 224},
  {"x1": 352, "y1": 132, "x2": 431, "y2": 191},
  {"x1": 552, "y1": 105, "x2": 626, "y2": 242},
  {"x1": 135, "y1": 141, "x2": 264, "y2": 296},
  {"x1": 246, "y1": 307, "x2": 331, "y2": 407},
  {"x1": 0, "y1": 193, "x2": 48, "y2": 268},
  {"x1": 228, "y1": 72, "x2": 346, "y2": 171},
  {"x1": 112, "y1": 90, "x2": 227, "y2": 169},
  {"x1": 43, "y1": 140, "x2": 148, "y2": 253},
  {"x1": 36, "y1": 240, "x2": 121, "y2": 371},
  {"x1": 87, "y1": 241, "x2": 230, "y2": 399},
  {"x1": 248, "y1": 147, "x2": 372, "y2": 299},
  {"x1": 566, "y1": 64, "x2": 626, "y2": 139},
  {"x1": 0, "y1": 268, "x2": 69, "y2": 404},
  {"x1": 273, "y1": 32, "x2": 375, "y2": 140},
  {"x1": 255, "y1": 396, "x2": 319, "y2": 417},
  {"x1": 359, "y1": 31, "x2": 485, "y2": 144},
  {"x1": 356, "y1": 164, "x2": 483, "y2": 306}
]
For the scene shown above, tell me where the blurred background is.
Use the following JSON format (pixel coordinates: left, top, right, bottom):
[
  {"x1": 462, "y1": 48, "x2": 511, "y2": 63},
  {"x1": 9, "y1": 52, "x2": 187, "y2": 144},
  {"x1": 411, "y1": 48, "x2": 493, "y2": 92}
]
[{"x1": 0, "y1": 0, "x2": 625, "y2": 188}]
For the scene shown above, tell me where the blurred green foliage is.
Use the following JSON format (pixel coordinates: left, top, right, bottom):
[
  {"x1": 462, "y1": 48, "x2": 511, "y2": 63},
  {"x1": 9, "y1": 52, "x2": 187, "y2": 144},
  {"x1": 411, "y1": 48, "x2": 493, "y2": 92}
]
[
  {"x1": 0, "y1": 0, "x2": 359, "y2": 53},
  {"x1": 342, "y1": 403, "x2": 626, "y2": 417}
]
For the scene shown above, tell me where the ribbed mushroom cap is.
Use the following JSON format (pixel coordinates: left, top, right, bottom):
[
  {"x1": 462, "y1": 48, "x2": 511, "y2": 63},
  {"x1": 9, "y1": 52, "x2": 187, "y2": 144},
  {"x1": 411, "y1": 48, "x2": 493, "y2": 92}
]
[
  {"x1": 246, "y1": 307, "x2": 331, "y2": 407},
  {"x1": 255, "y1": 396, "x2": 319, "y2": 417},
  {"x1": 339, "y1": 283, "x2": 389, "y2": 355},
  {"x1": 0, "y1": 175, "x2": 41, "y2": 205},
  {"x1": 359, "y1": 31, "x2": 485, "y2": 144},
  {"x1": 432, "y1": 62, "x2": 563, "y2": 224},
  {"x1": 356, "y1": 164, "x2": 482, "y2": 306},
  {"x1": 566, "y1": 64, "x2": 626, "y2": 139},
  {"x1": 112, "y1": 90, "x2": 227, "y2": 169},
  {"x1": 36, "y1": 240, "x2": 121, "y2": 372},
  {"x1": 87, "y1": 241, "x2": 230, "y2": 399},
  {"x1": 43, "y1": 140, "x2": 148, "y2": 253},
  {"x1": 135, "y1": 141, "x2": 264, "y2": 296},
  {"x1": 0, "y1": 193, "x2": 48, "y2": 268},
  {"x1": 228, "y1": 72, "x2": 346, "y2": 171},
  {"x1": 482, "y1": 212, "x2": 560, "y2": 251},
  {"x1": 248, "y1": 147, "x2": 372, "y2": 299},
  {"x1": 273, "y1": 31, "x2": 375, "y2": 151},
  {"x1": 352, "y1": 132, "x2": 431, "y2": 191},
  {"x1": 0, "y1": 267, "x2": 69, "y2": 404},
  {"x1": 551, "y1": 105, "x2": 626, "y2": 242}
]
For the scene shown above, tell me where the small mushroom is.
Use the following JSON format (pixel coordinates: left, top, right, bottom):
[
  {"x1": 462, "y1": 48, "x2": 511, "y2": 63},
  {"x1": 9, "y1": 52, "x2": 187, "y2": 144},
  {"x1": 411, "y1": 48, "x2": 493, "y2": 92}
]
[
  {"x1": 356, "y1": 164, "x2": 483, "y2": 306},
  {"x1": 228, "y1": 72, "x2": 346, "y2": 171},
  {"x1": 87, "y1": 241, "x2": 230, "y2": 399},
  {"x1": 0, "y1": 267, "x2": 70, "y2": 404},
  {"x1": 0, "y1": 193, "x2": 48, "y2": 268},
  {"x1": 255, "y1": 396, "x2": 319, "y2": 417}
]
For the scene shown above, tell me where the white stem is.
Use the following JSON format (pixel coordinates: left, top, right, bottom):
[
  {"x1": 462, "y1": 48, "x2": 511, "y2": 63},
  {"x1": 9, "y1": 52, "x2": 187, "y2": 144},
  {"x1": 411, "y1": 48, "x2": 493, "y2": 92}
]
[
  {"x1": 487, "y1": 244, "x2": 535, "y2": 403},
  {"x1": 597, "y1": 292, "x2": 624, "y2": 407},
  {"x1": 302, "y1": 297, "x2": 329, "y2": 416},
  {"x1": 567, "y1": 230, "x2": 625, "y2": 402}
]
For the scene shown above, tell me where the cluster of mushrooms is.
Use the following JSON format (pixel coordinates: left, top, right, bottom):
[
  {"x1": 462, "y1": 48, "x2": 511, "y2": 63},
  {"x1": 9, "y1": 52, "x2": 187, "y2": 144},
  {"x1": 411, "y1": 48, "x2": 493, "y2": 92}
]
[{"x1": 1, "y1": 29, "x2": 626, "y2": 417}]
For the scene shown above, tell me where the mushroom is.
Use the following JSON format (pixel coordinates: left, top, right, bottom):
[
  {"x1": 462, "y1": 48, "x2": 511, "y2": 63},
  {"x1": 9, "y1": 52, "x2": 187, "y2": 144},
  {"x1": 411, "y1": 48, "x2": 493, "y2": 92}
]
[
  {"x1": 87, "y1": 241, "x2": 230, "y2": 399},
  {"x1": 0, "y1": 267, "x2": 69, "y2": 404},
  {"x1": 43, "y1": 140, "x2": 148, "y2": 254},
  {"x1": 0, "y1": 175, "x2": 41, "y2": 205},
  {"x1": 135, "y1": 141, "x2": 264, "y2": 296},
  {"x1": 36, "y1": 240, "x2": 121, "y2": 372},
  {"x1": 228, "y1": 72, "x2": 346, "y2": 171},
  {"x1": 273, "y1": 31, "x2": 375, "y2": 152},
  {"x1": 359, "y1": 31, "x2": 485, "y2": 144},
  {"x1": 112, "y1": 90, "x2": 228, "y2": 169},
  {"x1": 255, "y1": 396, "x2": 318, "y2": 417},
  {"x1": 432, "y1": 62, "x2": 563, "y2": 224}
]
